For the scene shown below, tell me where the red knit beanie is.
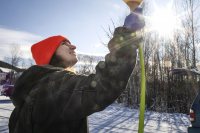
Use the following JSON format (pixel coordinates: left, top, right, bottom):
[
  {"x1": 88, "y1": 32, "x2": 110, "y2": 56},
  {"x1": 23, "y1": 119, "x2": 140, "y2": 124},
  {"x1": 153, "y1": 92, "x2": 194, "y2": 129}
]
[{"x1": 31, "y1": 35, "x2": 67, "y2": 65}]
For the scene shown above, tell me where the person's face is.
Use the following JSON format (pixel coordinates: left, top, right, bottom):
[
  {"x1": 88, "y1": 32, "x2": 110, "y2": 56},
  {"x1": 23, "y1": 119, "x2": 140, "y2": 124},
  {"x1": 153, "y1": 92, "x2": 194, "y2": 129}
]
[{"x1": 54, "y1": 40, "x2": 78, "y2": 67}]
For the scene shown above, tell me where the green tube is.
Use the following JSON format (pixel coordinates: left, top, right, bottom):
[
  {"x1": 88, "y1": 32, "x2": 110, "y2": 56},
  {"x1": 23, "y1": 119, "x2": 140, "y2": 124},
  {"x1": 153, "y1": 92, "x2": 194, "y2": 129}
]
[{"x1": 138, "y1": 44, "x2": 146, "y2": 133}]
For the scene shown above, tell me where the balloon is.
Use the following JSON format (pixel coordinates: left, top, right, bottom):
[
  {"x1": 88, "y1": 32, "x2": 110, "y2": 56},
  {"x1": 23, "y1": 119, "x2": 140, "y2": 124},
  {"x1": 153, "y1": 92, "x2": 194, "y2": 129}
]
[{"x1": 123, "y1": 0, "x2": 143, "y2": 11}]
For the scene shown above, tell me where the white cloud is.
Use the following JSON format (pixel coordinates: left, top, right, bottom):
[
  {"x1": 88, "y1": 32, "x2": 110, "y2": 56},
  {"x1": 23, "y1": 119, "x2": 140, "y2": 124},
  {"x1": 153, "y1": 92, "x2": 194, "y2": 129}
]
[
  {"x1": 108, "y1": 3, "x2": 124, "y2": 18},
  {"x1": 113, "y1": 3, "x2": 121, "y2": 10},
  {"x1": 89, "y1": 42, "x2": 108, "y2": 56},
  {"x1": 94, "y1": 43, "x2": 103, "y2": 48},
  {"x1": 0, "y1": 27, "x2": 42, "y2": 60},
  {"x1": 76, "y1": 50, "x2": 107, "y2": 57}
]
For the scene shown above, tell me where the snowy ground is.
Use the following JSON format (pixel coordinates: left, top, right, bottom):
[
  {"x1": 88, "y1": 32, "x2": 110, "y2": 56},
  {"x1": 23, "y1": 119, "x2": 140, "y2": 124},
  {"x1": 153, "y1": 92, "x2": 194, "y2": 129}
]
[
  {"x1": 0, "y1": 96, "x2": 14, "y2": 133},
  {"x1": 0, "y1": 96, "x2": 190, "y2": 133},
  {"x1": 88, "y1": 105, "x2": 190, "y2": 133}
]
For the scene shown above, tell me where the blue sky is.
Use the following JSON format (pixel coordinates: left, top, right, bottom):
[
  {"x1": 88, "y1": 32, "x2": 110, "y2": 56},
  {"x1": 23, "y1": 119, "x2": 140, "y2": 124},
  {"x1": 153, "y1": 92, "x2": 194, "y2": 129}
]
[
  {"x1": 0, "y1": 0, "x2": 131, "y2": 60},
  {"x1": 0, "y1": 0, "x2": 176, "y2": 62}
]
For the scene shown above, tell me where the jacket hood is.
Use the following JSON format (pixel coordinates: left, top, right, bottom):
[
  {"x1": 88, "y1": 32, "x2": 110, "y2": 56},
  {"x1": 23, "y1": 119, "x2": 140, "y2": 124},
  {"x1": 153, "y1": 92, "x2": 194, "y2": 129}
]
[{"x1": 11, "y1": 65, "x2": 63, "y2": 106}]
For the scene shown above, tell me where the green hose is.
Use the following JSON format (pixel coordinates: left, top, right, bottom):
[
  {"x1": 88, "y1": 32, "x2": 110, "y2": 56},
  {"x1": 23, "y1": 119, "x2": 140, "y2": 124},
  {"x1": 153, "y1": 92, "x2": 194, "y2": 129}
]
[
  {"x1": 121, "y1": 1, "x2": 146, "y2": 132},
  {"x1": 138, "y1": 44, "x2": 146, "y2": 133}
]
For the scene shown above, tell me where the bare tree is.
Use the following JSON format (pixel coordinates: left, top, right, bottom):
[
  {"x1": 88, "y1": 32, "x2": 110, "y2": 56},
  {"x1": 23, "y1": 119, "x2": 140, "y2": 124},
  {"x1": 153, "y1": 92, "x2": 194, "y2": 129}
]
[
  {"x1": 3, "y1": 44, "x2": 23, "y2": 83},
  {"x1": 4, "y1": 44, "x2": 22, "y2": 67},
  {"x1": 28, "y1": 58, "x2": 35, "y2": 66},
  {"x1": 181, "y1": 0, "x2": 200, "y2": 68},
  {"x1": 76, "y1": 54, "x2": 101, "y2": 75}
]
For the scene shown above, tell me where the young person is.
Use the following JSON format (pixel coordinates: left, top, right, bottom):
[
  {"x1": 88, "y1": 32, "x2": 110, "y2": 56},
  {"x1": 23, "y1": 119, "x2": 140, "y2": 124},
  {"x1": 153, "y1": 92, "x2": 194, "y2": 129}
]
[{"x1": 9, "y1": 9, "x2": 144, "y2": 133}]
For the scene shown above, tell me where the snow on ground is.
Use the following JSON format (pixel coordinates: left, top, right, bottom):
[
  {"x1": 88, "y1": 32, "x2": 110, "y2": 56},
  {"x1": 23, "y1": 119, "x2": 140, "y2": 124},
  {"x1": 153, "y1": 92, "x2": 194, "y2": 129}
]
[
  {"x1": 0, "y1": 96, "x2": 190, "y2": 133},
  {"x1": 89, "y1": 104, "x2": 190, "y2": 133},
  {"x1": 0, "y1": 96, "x2": 14, "y2": 133}
]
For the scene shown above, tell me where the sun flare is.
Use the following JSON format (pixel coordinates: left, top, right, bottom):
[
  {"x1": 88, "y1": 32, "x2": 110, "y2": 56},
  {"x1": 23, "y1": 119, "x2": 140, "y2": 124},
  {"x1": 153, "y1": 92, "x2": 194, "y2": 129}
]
[{"x1": 148, "y1": 7, "x2": 182, "y2": 38}]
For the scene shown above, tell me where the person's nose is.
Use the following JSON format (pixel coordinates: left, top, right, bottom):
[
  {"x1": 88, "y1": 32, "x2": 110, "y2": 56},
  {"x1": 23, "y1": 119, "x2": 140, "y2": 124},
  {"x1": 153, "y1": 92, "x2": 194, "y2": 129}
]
[{"x1": 70, "y1": 44, "x2": 76, "y2": 50}]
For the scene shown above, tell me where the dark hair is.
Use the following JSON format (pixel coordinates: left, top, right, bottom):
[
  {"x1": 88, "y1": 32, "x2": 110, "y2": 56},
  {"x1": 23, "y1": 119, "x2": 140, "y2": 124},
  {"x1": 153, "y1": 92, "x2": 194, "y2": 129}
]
[
  {"x1": 49, "y1": 53, "x2": 76, "y2": 73},
  {"x1": 49, "y1": 54, "x2": 64, "y2": 68}
]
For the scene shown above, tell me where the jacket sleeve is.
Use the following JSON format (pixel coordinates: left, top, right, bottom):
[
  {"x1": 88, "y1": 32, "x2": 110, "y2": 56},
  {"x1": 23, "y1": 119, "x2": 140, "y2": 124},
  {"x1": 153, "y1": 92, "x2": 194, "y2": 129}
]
[{"x1": 32, "y1": 27, "x2": 142, "y2": 122}]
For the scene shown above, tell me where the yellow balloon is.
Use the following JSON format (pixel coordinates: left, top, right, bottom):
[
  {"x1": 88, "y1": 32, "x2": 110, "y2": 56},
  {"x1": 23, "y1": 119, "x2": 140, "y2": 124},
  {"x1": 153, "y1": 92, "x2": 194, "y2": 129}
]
[{"x1": 123, "y1": 0, "x2": 142, "y2": 11}]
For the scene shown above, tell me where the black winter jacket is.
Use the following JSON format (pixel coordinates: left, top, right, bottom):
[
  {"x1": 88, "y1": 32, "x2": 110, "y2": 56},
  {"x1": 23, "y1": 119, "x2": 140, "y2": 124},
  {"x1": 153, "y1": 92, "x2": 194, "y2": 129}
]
[{"x1": 9, "y1": 27, "x2": 141, "y2": 133}]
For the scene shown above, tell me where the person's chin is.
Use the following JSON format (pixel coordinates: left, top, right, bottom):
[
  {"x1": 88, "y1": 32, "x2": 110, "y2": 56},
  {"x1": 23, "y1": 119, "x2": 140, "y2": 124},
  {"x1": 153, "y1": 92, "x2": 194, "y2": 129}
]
[
  {"x1": 74, "y1": 58, "x2": 78, "y2": 64},
  {"x1": 71, "y1": 58, "x2": 78, "y2": 66},
  {"x1": 70, "y1": 52, "x2": 76, "y2": 56}
]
